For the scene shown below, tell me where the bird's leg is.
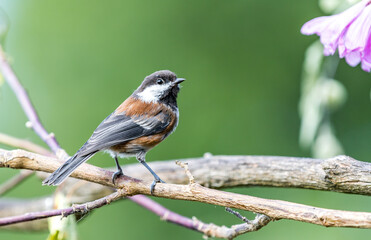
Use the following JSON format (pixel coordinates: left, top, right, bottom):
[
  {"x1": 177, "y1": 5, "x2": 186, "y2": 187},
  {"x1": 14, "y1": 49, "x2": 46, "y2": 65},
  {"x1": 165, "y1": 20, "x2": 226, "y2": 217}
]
[
  {"x1": 136, "y1": 152, "x2": 165, "y2": 194},
  {"x1": 112, "y1": 155, "x2": 124, "y2": 184}
]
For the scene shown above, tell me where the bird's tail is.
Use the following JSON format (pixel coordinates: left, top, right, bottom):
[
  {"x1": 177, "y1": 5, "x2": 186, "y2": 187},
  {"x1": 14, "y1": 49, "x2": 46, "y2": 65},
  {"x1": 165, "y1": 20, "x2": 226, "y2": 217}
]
[{"x1": 42, "y1": 152, "x2": 96, "y2": 186}]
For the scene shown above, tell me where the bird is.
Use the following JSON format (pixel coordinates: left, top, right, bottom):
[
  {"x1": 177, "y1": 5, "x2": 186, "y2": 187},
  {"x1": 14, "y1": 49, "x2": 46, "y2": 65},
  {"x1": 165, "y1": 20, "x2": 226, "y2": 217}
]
[{"x1": 43, "y1": 70, "x2": 185, "y2": 194}]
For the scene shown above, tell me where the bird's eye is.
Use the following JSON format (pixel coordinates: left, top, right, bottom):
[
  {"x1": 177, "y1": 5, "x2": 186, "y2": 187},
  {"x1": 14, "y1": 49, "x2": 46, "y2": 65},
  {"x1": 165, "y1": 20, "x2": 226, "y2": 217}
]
[{"x1": 156, "y1": 78, "x2": 164, "y2": 85}]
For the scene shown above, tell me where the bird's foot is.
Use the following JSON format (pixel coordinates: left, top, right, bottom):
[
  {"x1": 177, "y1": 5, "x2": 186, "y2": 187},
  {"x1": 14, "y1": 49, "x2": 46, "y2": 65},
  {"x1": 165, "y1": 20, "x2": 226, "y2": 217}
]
[
  {"x1": 150, "y1": 177, "x2": 165, "y2": 195},
  {"x1": 112, "y1": 169, "x2": 124, "y2": 185}
]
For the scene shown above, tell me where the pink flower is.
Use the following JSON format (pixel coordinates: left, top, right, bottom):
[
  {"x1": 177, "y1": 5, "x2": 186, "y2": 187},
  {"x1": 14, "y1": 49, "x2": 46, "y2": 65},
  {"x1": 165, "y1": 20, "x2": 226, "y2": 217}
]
[{"x1": 301, "y1": 0, "x2": 371, "y2": 72}]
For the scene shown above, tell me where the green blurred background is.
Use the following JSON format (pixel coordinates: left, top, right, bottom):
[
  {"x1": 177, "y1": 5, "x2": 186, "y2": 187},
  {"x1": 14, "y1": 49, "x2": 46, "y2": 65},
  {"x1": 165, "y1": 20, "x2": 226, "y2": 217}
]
[{"x1": 0, "y1": 0, "x2": 370, "y2": 239}]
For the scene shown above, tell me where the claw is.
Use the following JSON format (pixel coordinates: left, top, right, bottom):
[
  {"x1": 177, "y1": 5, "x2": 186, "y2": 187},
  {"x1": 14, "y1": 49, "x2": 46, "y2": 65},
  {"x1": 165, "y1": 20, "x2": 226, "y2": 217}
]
[
  {"x1": 150, "y1": 177, "x2": 165, "y2": 195},
  {"x1": 112, "y1": 170, "x2": 123, "y2": 184}
]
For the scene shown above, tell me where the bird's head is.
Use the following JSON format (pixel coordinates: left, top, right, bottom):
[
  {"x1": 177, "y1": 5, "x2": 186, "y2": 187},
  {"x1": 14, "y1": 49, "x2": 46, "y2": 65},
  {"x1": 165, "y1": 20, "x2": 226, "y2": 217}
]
[{"x1": 134, "y1": 70, "x2": 185, "y2": 106}]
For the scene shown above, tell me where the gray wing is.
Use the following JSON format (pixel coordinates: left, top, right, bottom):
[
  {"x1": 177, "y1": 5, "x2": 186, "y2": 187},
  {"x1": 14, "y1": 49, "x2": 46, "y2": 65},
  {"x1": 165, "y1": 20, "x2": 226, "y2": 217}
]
[{"x1": 76, "y1": 111, "x2": 170, "y2": 156}]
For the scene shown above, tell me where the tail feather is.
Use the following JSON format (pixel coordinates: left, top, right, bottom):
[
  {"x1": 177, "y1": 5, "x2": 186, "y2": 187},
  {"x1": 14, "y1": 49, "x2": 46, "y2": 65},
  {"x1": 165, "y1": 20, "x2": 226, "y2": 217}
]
[{"x1": 42, "y1": 152, "x2": 96, "y2": 186}]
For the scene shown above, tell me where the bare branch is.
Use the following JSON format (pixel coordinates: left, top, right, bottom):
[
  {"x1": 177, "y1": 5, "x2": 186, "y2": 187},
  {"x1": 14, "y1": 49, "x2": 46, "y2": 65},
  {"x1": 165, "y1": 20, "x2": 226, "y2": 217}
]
[
  {"x1": 129, "y1": 195, "x2": 244, "y2": 238},
  {"x1": 0, "y1": 197, "x2": 52, "y2": 231},
  {"x1": 0, "y1": 191, "x2": 124, "y2": 226},
  {"x1": 126, "y1": 154, "x2": 371, "y2": 196},
  {"x1": 174, "y1": 159, "x2": 272, "y2": 238},
  {"x1": 1, "y1": 149, "x2": 370, "y2": 229},
  {"x1": 126, "y1": 195, "x2": 272, "y2": 239},
  {"x1": 0, "y1": 170, "x2": 34, "y2": 196},
  {"x1": 0, "y1": 181, "x2": 114, "y2": 232},
  {"x1": 0, "y1": 46, "x2": 61, "y2": 154},
  {"x1": 225, "y1": 208, "x2": 252, "y2": 223},
  {"x1": 0, "y1": 194, "x2": 270, "y2": 239},
  {"x1": 0, "y1": 132, "x2": 53, "y2": 156},
  {"x1": 225, "y1": 208, "x2": 271, "y2": 238}
]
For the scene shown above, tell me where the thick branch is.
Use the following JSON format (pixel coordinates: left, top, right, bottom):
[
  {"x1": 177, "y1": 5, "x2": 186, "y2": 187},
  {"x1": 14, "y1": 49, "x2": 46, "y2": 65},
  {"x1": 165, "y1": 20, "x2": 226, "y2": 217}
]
[
  {"x1": 124, "y1": 154, "x2": 371, "y2": 196},
  {"x1": 1, "y1": 149, "x2": 370, "y2": 229}
]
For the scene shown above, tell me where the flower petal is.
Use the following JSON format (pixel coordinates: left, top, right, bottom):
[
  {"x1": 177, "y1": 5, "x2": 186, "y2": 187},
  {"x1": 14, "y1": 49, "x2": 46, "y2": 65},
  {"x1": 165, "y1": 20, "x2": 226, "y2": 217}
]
[
  {"x1": 343, "y1": 4, "x2": 371, "y2": 52},
  {"x1": 345, "y1": 50, "x2": 362, "y2": 66},
  {"x1": 361, "y1": 35, "x2": 371, "y2": 72},
  {"x1": 301, "y1": 0, "x2": 369, "y2": 55},
  {"x1": 301, "y1": 16, "x2": 334, "y2": 35},
  {"x1": 301, "y1": 16, "x2": 342, "y2": 54},
  {"x1": 302, "y1": 0, "x2": 371, "y2": 72},
  {"x1": 361, "y1": 61, "x2": 371, "y2": 72}
]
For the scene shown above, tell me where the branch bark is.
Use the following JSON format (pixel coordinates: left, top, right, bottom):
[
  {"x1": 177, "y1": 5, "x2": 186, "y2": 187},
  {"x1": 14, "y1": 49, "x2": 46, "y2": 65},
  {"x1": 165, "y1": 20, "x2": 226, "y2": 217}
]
[
  {"x1": 118, "y1": 154, "x2": 371, "y2": 196},
  {"x1": 1, "y1": 149, "x2": 370, "y2": 229}
]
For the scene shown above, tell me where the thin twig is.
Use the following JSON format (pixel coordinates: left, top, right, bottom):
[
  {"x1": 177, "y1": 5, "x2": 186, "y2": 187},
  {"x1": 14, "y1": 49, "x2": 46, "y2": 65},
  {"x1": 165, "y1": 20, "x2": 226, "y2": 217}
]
[
  {"x1": 224, "y1": 208, "x2": 271, "y2": 239},
  {"x1": 0, "y1": 170, "x2": 34, "y2": 196},
  {"x1": 0, "y1": 190, "x2": 124, "y2": 226},
  {"x1": 1, "y1": 149, "x2": 370, "y2": 229},
  {"x1": 0, "y1": 132, "x2": 53, "y2": 156},
  {"x1": 225, "y1": 208, "x2": 251, "y2": 223},
  {"x1": 227, "y1": 214, "x2": 271, "y2": 238},
  {"x1": 129, "y1": 195, "x2": 203, "y2": 232},
  {"x1": 129, "y1": 194, "x2": 272, "y2": 239},
  {"x1": 0, "y1": 196, "x2": 53, "y2": 231},
  {"x1": 0, "y1": 46, "x2": 61, "y2": 154}
]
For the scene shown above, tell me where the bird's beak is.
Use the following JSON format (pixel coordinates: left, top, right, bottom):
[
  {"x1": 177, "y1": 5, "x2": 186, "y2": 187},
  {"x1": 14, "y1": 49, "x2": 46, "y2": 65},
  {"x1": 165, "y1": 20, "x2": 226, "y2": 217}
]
[{"x1": 173, "y1": 78, "x2": 185, "y2": 86}]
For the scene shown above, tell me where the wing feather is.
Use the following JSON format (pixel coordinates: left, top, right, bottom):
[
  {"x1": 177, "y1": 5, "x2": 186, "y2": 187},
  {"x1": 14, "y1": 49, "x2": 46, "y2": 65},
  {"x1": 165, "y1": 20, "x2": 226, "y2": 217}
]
[{"x1": 76, "y1": 111, "x2": 170, "y2": 156}]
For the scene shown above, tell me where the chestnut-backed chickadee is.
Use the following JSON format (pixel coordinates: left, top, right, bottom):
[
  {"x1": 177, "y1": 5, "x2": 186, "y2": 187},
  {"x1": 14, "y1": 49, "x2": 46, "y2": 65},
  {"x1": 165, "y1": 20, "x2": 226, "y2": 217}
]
[{"x1": 43, "y1": 70, "x2": 185, "y2": 193}]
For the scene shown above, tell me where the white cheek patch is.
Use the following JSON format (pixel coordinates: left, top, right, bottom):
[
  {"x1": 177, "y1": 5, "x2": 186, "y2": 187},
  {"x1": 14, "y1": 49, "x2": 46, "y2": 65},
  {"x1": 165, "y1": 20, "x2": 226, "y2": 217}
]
[{"x1": 137, "y1": 83, "x2": 171, "y2": 103}]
